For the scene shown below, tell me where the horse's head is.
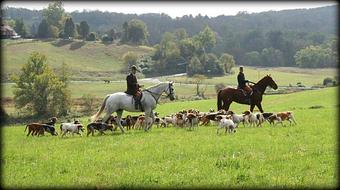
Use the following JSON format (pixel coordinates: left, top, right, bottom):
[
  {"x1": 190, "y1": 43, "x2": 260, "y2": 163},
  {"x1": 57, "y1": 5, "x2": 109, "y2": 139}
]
[
  {"x1": 166, "y1": 81, "x2": 176, "y2": 101},
  {"x1": 264, "y1": 75, "x2": 278, "y2": 90}
]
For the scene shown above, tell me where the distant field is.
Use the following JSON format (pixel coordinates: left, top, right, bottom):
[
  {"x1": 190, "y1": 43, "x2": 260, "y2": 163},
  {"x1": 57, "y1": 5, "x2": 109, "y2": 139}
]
[
  {"x1": 165, "y1": 67, "x2": 337, "y2": 87},
  {"x1": 2, "y1": 39, "x2": 153, "y2": 81},
  {"x1": 2, "y1": 81, "x2": 216, "y2": 115},
  {"x1": 2, "y1": 87, "x2": 337, "y2": 188},
  {"x1": 2, "y1": 66, "x2": 337, "y2": 99}
]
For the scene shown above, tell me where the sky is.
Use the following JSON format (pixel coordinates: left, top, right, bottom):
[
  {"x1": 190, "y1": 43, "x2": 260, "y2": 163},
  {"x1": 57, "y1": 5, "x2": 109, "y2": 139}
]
[{"x1": 2, "y1": 1, "x2": 337, "y2": 18}]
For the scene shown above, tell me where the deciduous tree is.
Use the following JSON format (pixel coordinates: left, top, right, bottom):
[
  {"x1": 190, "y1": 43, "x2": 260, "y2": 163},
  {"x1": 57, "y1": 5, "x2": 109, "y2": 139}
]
[{"x1": 11, "y1": 52, "x2": 71, "y2": 116}]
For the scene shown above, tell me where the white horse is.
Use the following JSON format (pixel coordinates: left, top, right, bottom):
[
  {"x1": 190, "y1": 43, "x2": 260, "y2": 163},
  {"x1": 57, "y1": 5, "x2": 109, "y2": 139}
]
[{"x1": 91, "y1": 82, "x2": 175, "y2": 132}]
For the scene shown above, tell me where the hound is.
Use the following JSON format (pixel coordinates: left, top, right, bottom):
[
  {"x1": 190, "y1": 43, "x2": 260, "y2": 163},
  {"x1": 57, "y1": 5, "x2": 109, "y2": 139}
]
[
  {"x1": 60, "y1": 122, "x2": 84, "y2": 137},
  {"x1": 243, "y1": 110, "x2": 257, "y2": 127},
  {"x1": 215, "y1": 115, "x2": 236, "y2": 134},
  {"x1": 276, "y1": 111, "x2": 297, "y2": 125},
  {"x1": 87, "y1": 122, "x2": 114, "y2": 136},
  {"x1": 226, "y1": 110, "x2": 245, "y2": 128},
  {"x1": 185, "y1": 113, "x2": 199, "y2": 130}
]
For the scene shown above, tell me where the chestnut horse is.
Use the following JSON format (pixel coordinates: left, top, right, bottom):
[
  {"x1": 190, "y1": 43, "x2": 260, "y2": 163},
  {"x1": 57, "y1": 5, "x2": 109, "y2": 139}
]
[{"x1": 217, "y1": 75, "x2": 278, "y2": 113}]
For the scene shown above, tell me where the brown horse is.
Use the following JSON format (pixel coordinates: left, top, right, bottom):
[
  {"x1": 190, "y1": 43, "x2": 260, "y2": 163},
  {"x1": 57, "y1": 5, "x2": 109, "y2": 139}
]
[{"x1": 217, "y1": 75, "x2": 278, "y2": 113}]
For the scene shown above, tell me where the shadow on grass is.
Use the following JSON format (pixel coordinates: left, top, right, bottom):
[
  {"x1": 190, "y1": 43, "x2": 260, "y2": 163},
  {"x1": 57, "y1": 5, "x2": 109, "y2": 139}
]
[
  {"x1": 51, "y1": 39, "x2": 73, "y2": 47},
  {"x1": 70, "y1": 41, "x2": 86, "y2": 50}
]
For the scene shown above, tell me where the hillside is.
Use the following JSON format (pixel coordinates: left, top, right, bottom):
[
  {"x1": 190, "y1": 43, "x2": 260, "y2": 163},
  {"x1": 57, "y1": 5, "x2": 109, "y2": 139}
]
[
  {"x1": 3, "y1": 5, "x2": 337, "y2": 45},
  {"x1": 2, "y1": 5, "x2": 337, "y2": 68},
  {"x1": 2, "y1": 39, "x2": 153, "y2": 81}
]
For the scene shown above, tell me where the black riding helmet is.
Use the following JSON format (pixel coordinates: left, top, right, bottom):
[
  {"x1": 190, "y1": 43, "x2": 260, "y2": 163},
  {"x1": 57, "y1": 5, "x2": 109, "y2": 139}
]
[{"x1": 131, "y1": 65, "x2": 141, "y2": 72}]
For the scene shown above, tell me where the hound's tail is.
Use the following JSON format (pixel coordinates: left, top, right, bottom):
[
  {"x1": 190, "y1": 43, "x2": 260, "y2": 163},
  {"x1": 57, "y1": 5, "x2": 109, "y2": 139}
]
[
  {"x1": 217, "y1": 90, "x2": 223, "y2": 111},
  {"x1": 91, "y1": 95, "x2": 110, "y2": 122},
  {"x1": 60, "y1": 124, "x2": 63, "y2": 134}
]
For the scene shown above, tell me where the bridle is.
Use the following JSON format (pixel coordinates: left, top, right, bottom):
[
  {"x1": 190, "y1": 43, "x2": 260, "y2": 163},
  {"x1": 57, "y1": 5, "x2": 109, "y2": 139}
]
[{"x1": 143, "y1": 83, "x2": 174, "y2": 103}]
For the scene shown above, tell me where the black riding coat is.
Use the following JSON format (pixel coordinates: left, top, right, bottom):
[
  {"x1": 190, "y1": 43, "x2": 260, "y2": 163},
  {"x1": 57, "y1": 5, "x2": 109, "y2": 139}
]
[
  {"x1": 126, "y1": 73, "x2": 139, "y2": 95},
  {"x1": 237, "y1": 72, "x2": 249, "y2": 88}
]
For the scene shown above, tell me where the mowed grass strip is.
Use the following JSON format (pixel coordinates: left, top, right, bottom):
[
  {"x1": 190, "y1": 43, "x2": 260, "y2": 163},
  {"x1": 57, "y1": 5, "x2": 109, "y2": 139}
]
[{"x1": 2, "y1": 87, "x2": 337, "y2": 188}]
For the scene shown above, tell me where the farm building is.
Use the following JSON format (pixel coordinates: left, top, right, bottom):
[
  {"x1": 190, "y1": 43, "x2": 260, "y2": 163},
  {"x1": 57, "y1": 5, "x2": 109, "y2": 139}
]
[{"x1": 1, "y1": 24, "x2": 20, "y2": 39}]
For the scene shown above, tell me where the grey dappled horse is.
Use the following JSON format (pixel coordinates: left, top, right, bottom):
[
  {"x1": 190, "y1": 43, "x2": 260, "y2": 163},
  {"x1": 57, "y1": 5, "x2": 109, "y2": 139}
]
[{"x1": 91, "y1": 82, "x2": 175, "y2": 132}]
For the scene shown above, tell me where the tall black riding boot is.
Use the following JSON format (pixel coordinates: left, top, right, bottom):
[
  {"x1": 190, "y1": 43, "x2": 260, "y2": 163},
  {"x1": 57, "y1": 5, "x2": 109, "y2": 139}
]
[{"x1": 134, "y1": 97, "x2": 139, "y2": 110}]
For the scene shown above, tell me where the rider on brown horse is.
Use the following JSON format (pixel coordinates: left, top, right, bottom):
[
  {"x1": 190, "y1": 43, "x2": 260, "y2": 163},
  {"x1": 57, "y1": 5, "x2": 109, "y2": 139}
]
[
  {"x1": 237, "y1": 66, "x2": 254, "y2": 101},
  {"x1": 126, "y1": 65, "x2": 143, "y2": 110}
]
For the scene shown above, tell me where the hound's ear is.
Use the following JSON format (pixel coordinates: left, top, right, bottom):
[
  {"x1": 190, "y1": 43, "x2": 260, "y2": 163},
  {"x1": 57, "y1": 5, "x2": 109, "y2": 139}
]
[{"x1": 170, "y1": 81, "x2": 174, "y2": 85}]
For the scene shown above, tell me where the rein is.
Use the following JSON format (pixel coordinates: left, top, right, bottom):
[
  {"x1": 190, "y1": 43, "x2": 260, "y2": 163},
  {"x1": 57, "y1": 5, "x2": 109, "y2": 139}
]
[
  {"x1": 143, "y1": 83, "x2": 173, "y2": 103},
  {"x1": 252, "y1": 77, "x2": 272, "y2": 95},
  {"x1": 143, "y1": 89, "x2": 162, "y2": 103}
]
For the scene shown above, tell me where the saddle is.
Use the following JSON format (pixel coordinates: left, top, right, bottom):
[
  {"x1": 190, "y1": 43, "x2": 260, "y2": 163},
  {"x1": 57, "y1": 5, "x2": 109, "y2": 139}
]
[
  {"x1": 237, "y1": 88, "x2": 252, "y2": 96},
  {"x1": 125, "y1": 92, "x2": 144, "y2": 111},
  {"x1": 237, "y1": 88, "x2": 252, "y2": 104}
]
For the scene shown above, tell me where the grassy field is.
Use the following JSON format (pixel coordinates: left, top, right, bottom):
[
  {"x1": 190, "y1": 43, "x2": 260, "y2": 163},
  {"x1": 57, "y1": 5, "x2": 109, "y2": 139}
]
[
  {"x1": 3, "y1": 66, "x2": 336, "y2": 99},
  {"x1": 3, "y1": 64, "x2": 337, "y2": 114},
  {"x1": 2, "y1": 87, "x2": 338, "y2": 188},
  {"x1": 2, "y1": 39, "x2": 153, "y2": 81},
  {"x1": 165, "y1": 66, "x2": 337, "y2": 87}
]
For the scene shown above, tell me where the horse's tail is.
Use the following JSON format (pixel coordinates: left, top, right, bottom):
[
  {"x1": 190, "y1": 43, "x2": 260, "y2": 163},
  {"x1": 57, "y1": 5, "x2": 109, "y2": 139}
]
[
  {"x1": 91, "y1": 95, "x2": 110, "y2": 122},
  {"x1": 217, "y1": 89, "x2": 223, "y2": 111}
]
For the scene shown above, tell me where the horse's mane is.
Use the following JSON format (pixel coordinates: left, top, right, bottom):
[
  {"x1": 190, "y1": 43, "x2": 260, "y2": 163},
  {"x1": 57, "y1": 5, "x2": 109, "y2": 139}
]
[
  {"x1": 144, "y1": 82, "x2": 168, "y2": 91},
  {"x1": 256, "y1": 75, "x2": 271, "y2": 84}
]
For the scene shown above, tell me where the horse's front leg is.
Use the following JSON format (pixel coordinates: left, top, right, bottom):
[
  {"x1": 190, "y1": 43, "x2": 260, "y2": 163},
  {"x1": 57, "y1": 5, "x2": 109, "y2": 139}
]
[
  {"x1": 256, "y1": 103, "x2": 264, "y2": 113},
  {"x1": 223, "y1": 100, "x2": 231, "y2": 111},
  {"x1": 115, "y1": 110, "x2": 125, "y2": 134},
  {"x1": 149, "y1": 111, "x2": 156, "y2": 130},
  {"x1": 250, "y1": 104, "x2": 255, "y2": 112},
  {"x1": 144, "y1": 110, "x2": 153, "y2": 131}
]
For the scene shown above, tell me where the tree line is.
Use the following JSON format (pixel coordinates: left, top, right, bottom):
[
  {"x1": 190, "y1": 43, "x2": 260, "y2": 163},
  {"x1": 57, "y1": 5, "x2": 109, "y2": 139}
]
[{"x1": 2, "y1": 3, "x2": 338, "y2": 72}]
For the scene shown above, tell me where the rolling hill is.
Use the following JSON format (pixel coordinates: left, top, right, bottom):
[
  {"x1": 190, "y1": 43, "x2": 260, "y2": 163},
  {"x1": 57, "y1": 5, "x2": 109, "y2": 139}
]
[{"x1": 2, "y1": 39, "x2": 153, "y2": 81}]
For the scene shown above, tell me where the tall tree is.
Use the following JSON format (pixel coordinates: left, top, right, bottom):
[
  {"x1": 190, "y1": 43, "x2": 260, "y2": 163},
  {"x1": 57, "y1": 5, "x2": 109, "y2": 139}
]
[
  {"x1": 42, "y1": 0, "x2": 66, "y2": 30},
  {"x1": 261, "y1": 48, "x2": 284, "y2": 67},
  {"x1": 14, "y1": 18, "x2": 26, "y2": 37},
  {"x1": 266, "y1": 30, "x2": 284, "y2": 50},
  {"x1": 174, "y1": 28, "x2": 188, "y2": 41},
  {"x1": 179, "y1": 38, "x2": 196, "y2": 60},
  {"x1": 30, "y1": 23, "x2": 38, "y2": 37},
  {"x1": 294, "y1": 45, "x2": 337, "y2": 68},
  {"x1": 219, "y1": 53, "x2": 236, "y2": 74},
  {"x1": 244, "y1": 51, "x2": 261, "y2": 66},
  {"x1": 64, "y1": 17, "x2": 75, "y2": 38},
  {"x1": 37, "y1": 19, "x2": 49, "y2": 38},
  {"x1": 79, "y1": 21, "x2": 89, "y2": 39},
  {"x1": 127, "y1": 19, "x2": 149, "y2": 44},
  {"x1": 121, "y1": 21, "x2": 128, "y2": 43},
  {"x1": 196, "y1": 25, "x2": 216, "y2": 53}
]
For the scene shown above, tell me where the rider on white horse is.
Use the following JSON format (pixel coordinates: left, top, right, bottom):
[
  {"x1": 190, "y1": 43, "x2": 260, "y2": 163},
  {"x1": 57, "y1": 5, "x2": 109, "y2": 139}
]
[
  {"x1": 91, "y1": 81, "x2": 175, "y2": 133},
  {"x1": 126, "y1": 65, "x2": 144, "y2": 111}
]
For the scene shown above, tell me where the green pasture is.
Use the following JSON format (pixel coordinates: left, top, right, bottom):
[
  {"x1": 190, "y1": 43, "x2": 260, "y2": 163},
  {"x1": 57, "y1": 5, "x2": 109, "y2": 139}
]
[
  {"x1": 3, "y1": 65, "x2": 337, "y2": 99},
  {"x1": 2, "y1": 81, "x2": 216, "y2": 99},
  {"x1": 2, "y1": 87, "x2": 338, "y2": 188},
  {"x1": 2, "y1": 40, "x2": 152, "y2": 81},
  {"x1": 166, "y1": 67, "x2": 337, "y2": 87}
]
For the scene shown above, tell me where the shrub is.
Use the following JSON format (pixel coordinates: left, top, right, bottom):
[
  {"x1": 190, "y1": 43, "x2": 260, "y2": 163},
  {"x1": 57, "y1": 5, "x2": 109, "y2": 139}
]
[
  {"x1": 101, "y1": 34, "x2": 113, "y2": 43},
  {"x1": 215, "y1": 83, "x2": 226, "y2": 93},
  {"x1": 81, "y1": 94, "x2": 96, "y2": 114},
  {"x1": 87, "y1": 32, "x2": 96, "y2": 41},
  {"x1": 323, "y1": 77, "x2": 335, "y2": 86}
]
